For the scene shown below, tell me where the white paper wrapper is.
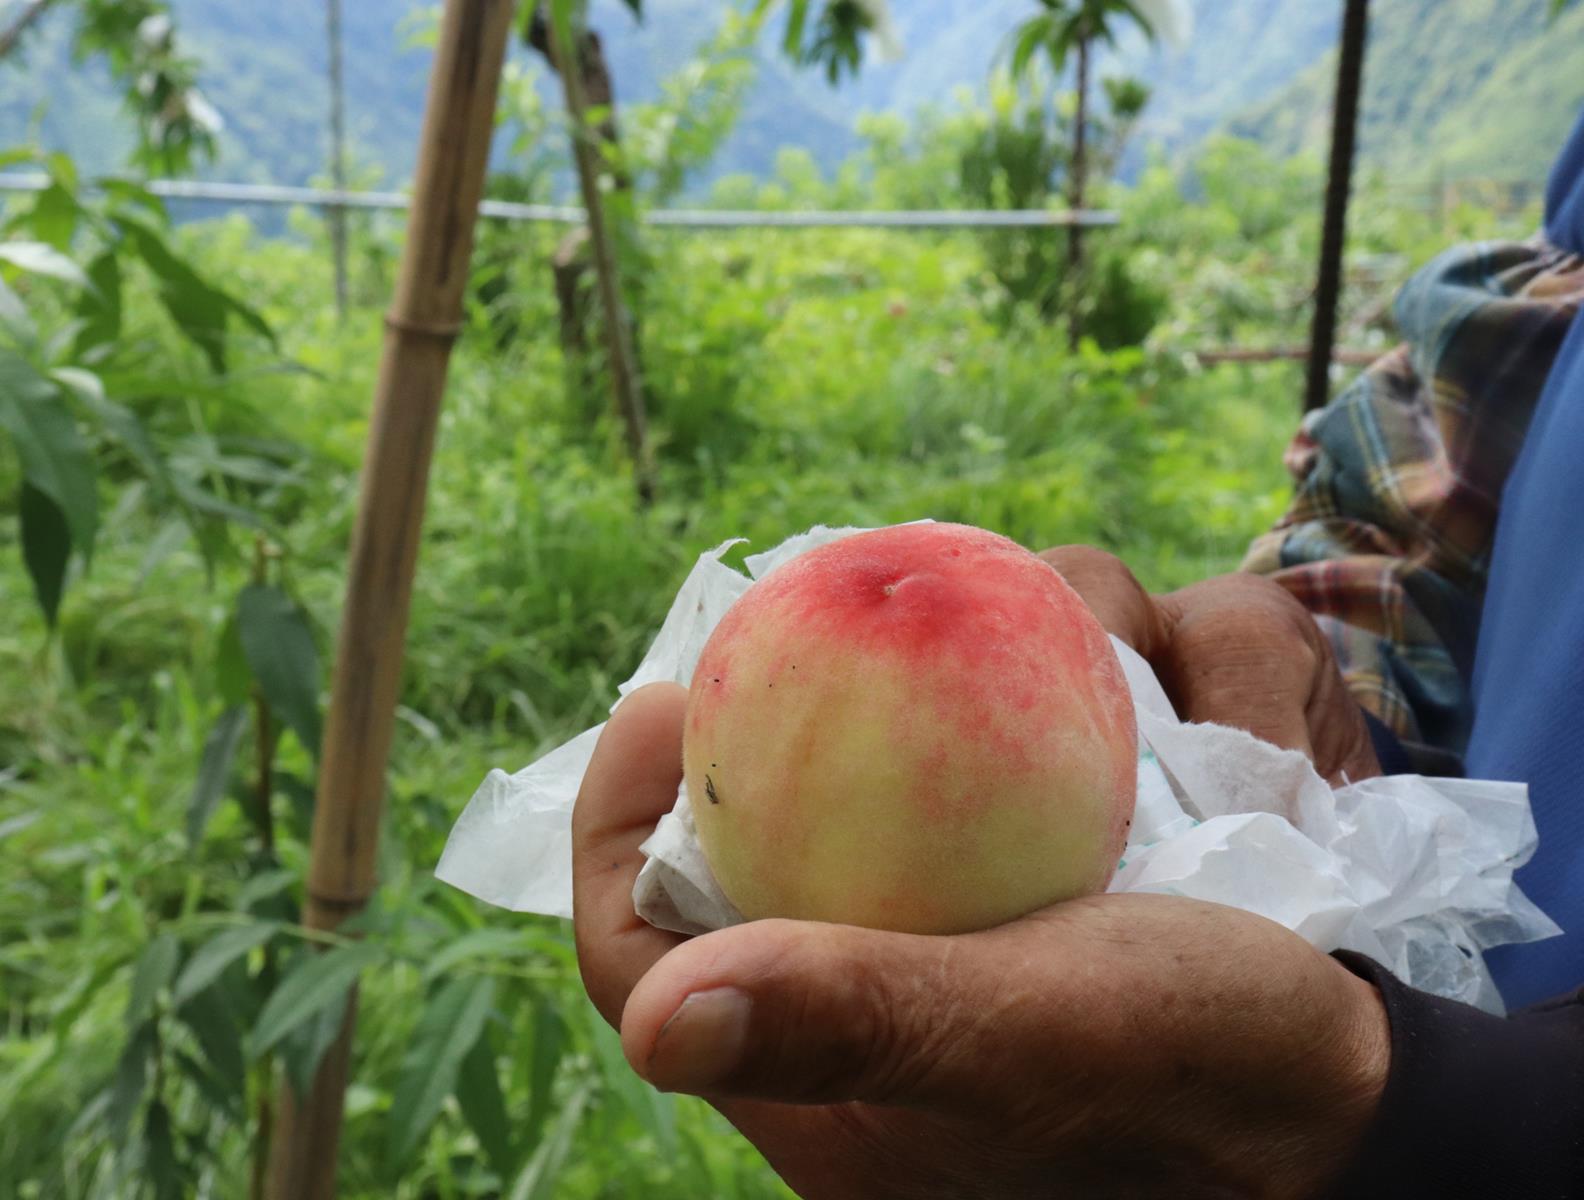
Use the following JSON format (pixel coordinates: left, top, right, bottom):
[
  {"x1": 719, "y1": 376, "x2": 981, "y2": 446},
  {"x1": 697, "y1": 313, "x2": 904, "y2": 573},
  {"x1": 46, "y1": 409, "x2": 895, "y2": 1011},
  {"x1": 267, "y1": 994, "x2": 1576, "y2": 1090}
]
[{"x1": 436, "y1": 524, "x2": 1560, "y2": 1014}]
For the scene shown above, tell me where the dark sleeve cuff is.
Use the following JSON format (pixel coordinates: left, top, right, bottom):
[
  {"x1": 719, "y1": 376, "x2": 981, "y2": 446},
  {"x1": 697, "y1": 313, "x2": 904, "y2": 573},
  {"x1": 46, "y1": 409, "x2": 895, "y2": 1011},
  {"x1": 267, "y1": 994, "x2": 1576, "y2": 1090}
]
[
  {"x1": 1359, "y1": 709, "x2": 1416, "y2": 778},
  {"x1": 1324, "y1": 952, "x2": 1584, "y2": 1198}
]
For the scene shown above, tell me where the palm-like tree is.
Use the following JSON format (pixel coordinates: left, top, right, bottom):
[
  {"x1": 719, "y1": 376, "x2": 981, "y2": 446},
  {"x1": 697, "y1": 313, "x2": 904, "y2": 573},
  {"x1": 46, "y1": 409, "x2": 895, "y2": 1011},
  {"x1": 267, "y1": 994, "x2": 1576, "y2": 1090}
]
[{"x1": 1010, "y1": 0, "x2": 1170, "y2": 343}]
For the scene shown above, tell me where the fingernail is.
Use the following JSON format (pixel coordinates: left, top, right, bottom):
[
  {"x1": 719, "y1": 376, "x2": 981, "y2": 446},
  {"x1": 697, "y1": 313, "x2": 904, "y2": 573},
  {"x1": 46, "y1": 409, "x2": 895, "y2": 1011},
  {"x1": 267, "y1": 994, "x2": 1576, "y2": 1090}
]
[{"x1": 644, "y1": 986, "x2": 752, "y2": 1093}]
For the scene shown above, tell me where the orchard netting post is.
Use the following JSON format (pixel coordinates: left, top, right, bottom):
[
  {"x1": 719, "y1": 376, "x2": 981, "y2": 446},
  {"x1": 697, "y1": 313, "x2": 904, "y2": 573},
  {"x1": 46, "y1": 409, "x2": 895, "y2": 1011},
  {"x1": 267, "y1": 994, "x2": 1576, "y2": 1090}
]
[
  {"x1": 1305, "y1": 0, "x2": 1370, "y2": 413},
  {"x1": 326, "y1": 0, "x2": 350, "y2": 319},
  {"x1": 264, "y1": 2, "x2": 516, "y2": 1196}
]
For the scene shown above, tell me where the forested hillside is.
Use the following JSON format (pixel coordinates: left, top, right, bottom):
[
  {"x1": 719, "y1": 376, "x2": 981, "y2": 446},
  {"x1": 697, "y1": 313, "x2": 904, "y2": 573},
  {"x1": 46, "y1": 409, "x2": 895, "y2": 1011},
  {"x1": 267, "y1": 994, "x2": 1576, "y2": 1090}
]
[
  {"x1": 9, "y1": 0, "x2": 1575, "y2": 191},
  {"x1": 1234, "y1": 0, "x2": 1584, "y2": 185}
]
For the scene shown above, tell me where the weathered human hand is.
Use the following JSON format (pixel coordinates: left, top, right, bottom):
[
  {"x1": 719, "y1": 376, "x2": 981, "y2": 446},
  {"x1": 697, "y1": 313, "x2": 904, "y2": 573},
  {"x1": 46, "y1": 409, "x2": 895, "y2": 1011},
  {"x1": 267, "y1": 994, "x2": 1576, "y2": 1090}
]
[
  {"x1": 573, "y1": 685, "x2": 1390, "y2": 1200},
  {"x1": 1037, "y1": 547, "x2": 1381, "y2": 786}
]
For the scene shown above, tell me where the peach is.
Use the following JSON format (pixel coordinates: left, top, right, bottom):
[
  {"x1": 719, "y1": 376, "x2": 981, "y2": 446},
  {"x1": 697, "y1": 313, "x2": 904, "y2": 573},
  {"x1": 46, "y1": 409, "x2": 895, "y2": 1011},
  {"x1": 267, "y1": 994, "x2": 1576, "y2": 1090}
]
[{"x1": 682, "y1": 523, "x2": 1137, "y2": 935}]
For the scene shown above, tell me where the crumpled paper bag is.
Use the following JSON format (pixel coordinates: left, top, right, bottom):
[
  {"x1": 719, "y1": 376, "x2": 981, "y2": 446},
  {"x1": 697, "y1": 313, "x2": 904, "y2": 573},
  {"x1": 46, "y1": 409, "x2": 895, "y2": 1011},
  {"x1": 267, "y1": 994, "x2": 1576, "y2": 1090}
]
[{"x1": 437, "y1": 524, "x2": 1560, "y2": 1014}]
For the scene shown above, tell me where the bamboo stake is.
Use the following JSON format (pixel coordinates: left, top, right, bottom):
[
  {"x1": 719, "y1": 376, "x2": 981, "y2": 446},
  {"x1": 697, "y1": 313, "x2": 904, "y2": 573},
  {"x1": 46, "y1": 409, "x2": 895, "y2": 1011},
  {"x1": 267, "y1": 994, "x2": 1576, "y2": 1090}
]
[
  {"x1": 263, "y1": 3, "x2": 516, "y2": 1197},
  {"x1": 549, "y1": 4, "x2": 655, "y2": 504}
]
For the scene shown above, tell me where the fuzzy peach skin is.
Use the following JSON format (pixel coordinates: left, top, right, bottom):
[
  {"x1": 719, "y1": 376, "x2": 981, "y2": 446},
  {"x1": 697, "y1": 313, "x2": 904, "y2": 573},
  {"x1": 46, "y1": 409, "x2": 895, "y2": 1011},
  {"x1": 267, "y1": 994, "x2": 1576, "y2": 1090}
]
[{"x1": 681, "y1": 523, "x2": 1137, "y2": 935}]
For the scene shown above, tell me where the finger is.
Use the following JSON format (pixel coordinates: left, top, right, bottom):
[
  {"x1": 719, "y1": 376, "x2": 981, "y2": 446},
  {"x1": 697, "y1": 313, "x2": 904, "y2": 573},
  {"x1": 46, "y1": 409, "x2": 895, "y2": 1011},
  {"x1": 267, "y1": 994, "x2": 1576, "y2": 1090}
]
[
  {"x1": 1303, "y1": 640, "x2": 1384, "y2": 785},
  {"x1": 618, "y1": 917, "x2": 1018, "y2": 1112},
  {"x1": 571, "y1": 681, "x2": 689, "y2": 1027},
  {"x1": 1165, "y1": 636, "x2": 1318, "y2": 761},
  {"x1": 1037, "y1": 545, "x2": 1166, "y2": 655}
]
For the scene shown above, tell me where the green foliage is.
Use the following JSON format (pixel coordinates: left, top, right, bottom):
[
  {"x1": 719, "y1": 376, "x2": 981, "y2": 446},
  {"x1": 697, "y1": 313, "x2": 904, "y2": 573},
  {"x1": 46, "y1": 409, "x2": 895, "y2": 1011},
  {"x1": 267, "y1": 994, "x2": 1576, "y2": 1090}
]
[
  {"x1": 766, "y1": 0, "x2": 888, "y2": 85},
  {"x1": 0, "y1": 151, "x2": 282, "y2": 625},
  {"x1": 1233, "y1": 0, "x2": 1584, "y2": 187},
  {"x1": 0, "y1": 10, "x2": 1552, "y2": 1197},
  {"x1": 1009, "y1": 0, "x2": 1157, "y2": 80},
  {"x1": 3, "y1": 0, "x2": 219, "y2": 175}
]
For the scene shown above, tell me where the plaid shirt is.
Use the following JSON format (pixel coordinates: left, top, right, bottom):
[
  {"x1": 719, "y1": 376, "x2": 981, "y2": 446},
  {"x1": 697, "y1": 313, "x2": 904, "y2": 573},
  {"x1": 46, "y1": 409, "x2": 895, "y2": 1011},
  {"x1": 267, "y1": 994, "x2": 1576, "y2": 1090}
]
[{"x1": 1243, "y1": 239, "x2": 1584, "y2": 775}]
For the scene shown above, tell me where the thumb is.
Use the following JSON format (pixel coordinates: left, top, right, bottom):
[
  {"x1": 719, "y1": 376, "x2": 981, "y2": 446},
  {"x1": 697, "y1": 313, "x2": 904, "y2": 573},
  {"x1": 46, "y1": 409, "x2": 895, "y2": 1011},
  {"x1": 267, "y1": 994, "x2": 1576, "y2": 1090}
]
[{"x1": 620, "y1": 918, "x2": 1005, "y2": 1109}]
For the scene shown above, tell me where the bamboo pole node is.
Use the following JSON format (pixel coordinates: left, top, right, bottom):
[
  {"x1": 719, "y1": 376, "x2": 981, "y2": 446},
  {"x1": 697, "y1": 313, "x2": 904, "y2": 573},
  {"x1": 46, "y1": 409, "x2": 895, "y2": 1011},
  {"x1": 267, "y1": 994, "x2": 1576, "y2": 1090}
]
[
  {"x1": 382, "y1": 313, "x2": 464, "y2": 342},
  {"x1": 303, "y1": 889, "x2": 369, "y2": 915}
]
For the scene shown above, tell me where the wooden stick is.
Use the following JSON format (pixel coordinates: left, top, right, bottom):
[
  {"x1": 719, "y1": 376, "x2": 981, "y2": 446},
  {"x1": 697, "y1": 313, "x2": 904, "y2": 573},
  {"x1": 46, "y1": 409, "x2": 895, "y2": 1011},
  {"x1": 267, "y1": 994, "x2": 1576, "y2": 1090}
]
[
  {"x1": 1194, "y1": 345, "x2": 1379, "y2": 367},
  {"x1": 1305, "y1": 0, "x2": 1371, "y2": 412},
  {"x1": 263, "y1": 3, "x2": 516, "y2": 1197},
  {"x1": 550, "y1": 6, "x2": 655, "y2": 504}
]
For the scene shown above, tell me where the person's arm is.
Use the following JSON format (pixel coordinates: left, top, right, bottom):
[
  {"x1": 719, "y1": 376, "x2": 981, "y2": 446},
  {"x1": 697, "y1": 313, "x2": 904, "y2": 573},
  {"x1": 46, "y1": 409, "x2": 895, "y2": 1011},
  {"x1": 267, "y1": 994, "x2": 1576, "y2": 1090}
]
[
  {"x1": 1043, "y1": 546, "x2": 1584, "y2": 1196},
  {"x1": 573, "y1": 684, "x2": 1391, "y2": 1200},
  {"x1": 1325, "y1": 954, "x2": 1584, "y2": 1197}
]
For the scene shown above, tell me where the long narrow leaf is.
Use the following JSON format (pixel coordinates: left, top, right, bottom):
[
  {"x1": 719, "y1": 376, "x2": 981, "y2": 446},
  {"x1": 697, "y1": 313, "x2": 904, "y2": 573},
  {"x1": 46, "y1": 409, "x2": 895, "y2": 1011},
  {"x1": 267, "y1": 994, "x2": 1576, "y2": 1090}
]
[
  {"x1": 19, "y1": 482, "x2": 69, "y2": 624},
  {"x1": 508, "y1": 1080, "x2": 592, "y2": 1200},
  {"x1": 173, "y1": 921, "x2": 279, "y2": 1006},
  {"x1": 523, "y1": 997, "x2": 564, "y2": 1153},
  {"x1": 278, "y1": 995, "x2": 348, "y2": 1097},
  {"x1": 456, "y1": 1022, "x2": 514, "y2": 1176},
  {"x1": 186, "y1": 705, "x2": 248, "y2": 849},
  {"x1": 247, "y1": 943, "x2": 380, "y2": 1061},
  {"x1": 386, "y1": 975, "x2": 497, "y2": 1167},
  {"x1": 107, "y1": 1022, "x2": 155, "y2": 1148},
  {"x1": 237, "y1": 584, "x2": 322, "y2": 757},
  {"x1": 145, "y1": 1101, "x2": 184, "y2": 1200},
  {"x1": 0, "y1": 350, "x2": 97, "y2": 560},
  {"x1": 0, "y1": 241, "x2": 92, "y2": 290},
  {"x1": 176, "y1": 982, "x2": 246, "y2": 1093},
  {"x1": 126, "y1": 934, "x2": 181, "y2": 1030}
]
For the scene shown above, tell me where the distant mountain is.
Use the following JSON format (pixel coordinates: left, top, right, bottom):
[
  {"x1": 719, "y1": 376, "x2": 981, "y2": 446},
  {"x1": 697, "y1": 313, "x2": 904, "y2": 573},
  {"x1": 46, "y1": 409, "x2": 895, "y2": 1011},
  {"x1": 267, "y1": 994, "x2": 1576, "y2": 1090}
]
[
  {"x1": 2, "y1": 0, "x2": 1578, "y2": 194},
  {"x1": 1232, "y1": 0, "x2": 1584, "y2": 185}
]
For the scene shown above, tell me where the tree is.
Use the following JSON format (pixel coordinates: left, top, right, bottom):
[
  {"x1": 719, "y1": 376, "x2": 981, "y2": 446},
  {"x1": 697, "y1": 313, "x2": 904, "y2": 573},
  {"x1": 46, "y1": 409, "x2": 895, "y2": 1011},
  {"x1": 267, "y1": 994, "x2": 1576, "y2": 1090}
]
[
  {"x1": 528, "y1": 0, "x2": 654, "y2": 502},
  {"x1": 1009, "y1": 0, "x2": 1165, "y2": 346},
  {"x1": 0, "y1": 0, "x2": 220, "y2": 175}
]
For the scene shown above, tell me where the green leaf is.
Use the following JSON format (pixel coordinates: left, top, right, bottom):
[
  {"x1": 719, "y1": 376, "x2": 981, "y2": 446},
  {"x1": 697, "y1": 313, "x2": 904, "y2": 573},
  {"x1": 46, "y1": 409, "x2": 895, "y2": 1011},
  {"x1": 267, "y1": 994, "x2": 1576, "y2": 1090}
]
[
  {"x1": 236, "y1": 868, "x2": 296, "y2": 913},
  {"x1": 0, "y1": 241, "x2": 92, "y2": 291},
  {"x1": 0, "y1": 273, "x2": 31, "y2": 336},
  {"x1": 19, "y1": 482, "x2": 69, "y2": 624},
  {"x1": 590, "y1": 1015, "x2": 676, "y2": 1155},
  {"x1": 278, "y1": 772, "x2": 316, "y2": 844},
  {"x1": 457, "y1": 1023, "x2": 514, "y2": 1176},
  {"x1": 215, "y1": 613, "x2": 251, "y2": 706},
  {"x1": 780, "y1": 0, "x2": 809, "y2": 58},
  {"x1": 0, "y1": 350, "x2": 98, "y2": 561},
  {"x1": 420, "y1": 928, "x2": 530, "y2": 982},
  {"x1": 247, "y1": 943, "x2": 380, "y2": 1061},
  {"x1": 176, "y1": 980, "x2": 246, "y2": 1093},
  {"x1": 508, "y1": 1079, "x2": 591, "y2": 1200},
  {"x1": 145, "y1": 1100, "x2": 184, "y2": 1200},
  {"x1": 107, "y1": 1022, "x2": 155, "y2": 1148},
  {"x1": 523, "y1": 998, "x2": 564, "y2": 1153},
  {"x1": 121, "y1": 221, "x2": 230, "y2": 373},
  {"x1": 58, "y1": 378, "x2": 173, "y2": 505},
  {"x1": 126, "y1": 933, "x2": 181, "y2": 1031},
  {"x1": 174, "y1": 921, "x2": 279, "y2": 1006},
  {"x1": 74, "y1": 251, "x2": 121, "y2": 354},
  {"x1": 186, "y1": 705, "x2": 248, "y2": 849},
  {"x1": 29, "y1": 182, "x2": 80, "y2": 251},
  {"x1": 174, "y1": 1048, "x2": 244, "y2": 1120},
  {"x1": 278, "y1": 991, "x2": 348, "y2": 1098},
  {"x1": 386, "y1": 976, "x2": 497, "y2": 1167},
  {"x1": 1010, "y1": 13, "x2": 1054, "y2": 78},
  {"x1": 237, "y1": 584, "x2": 322, "y2": 757}
]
